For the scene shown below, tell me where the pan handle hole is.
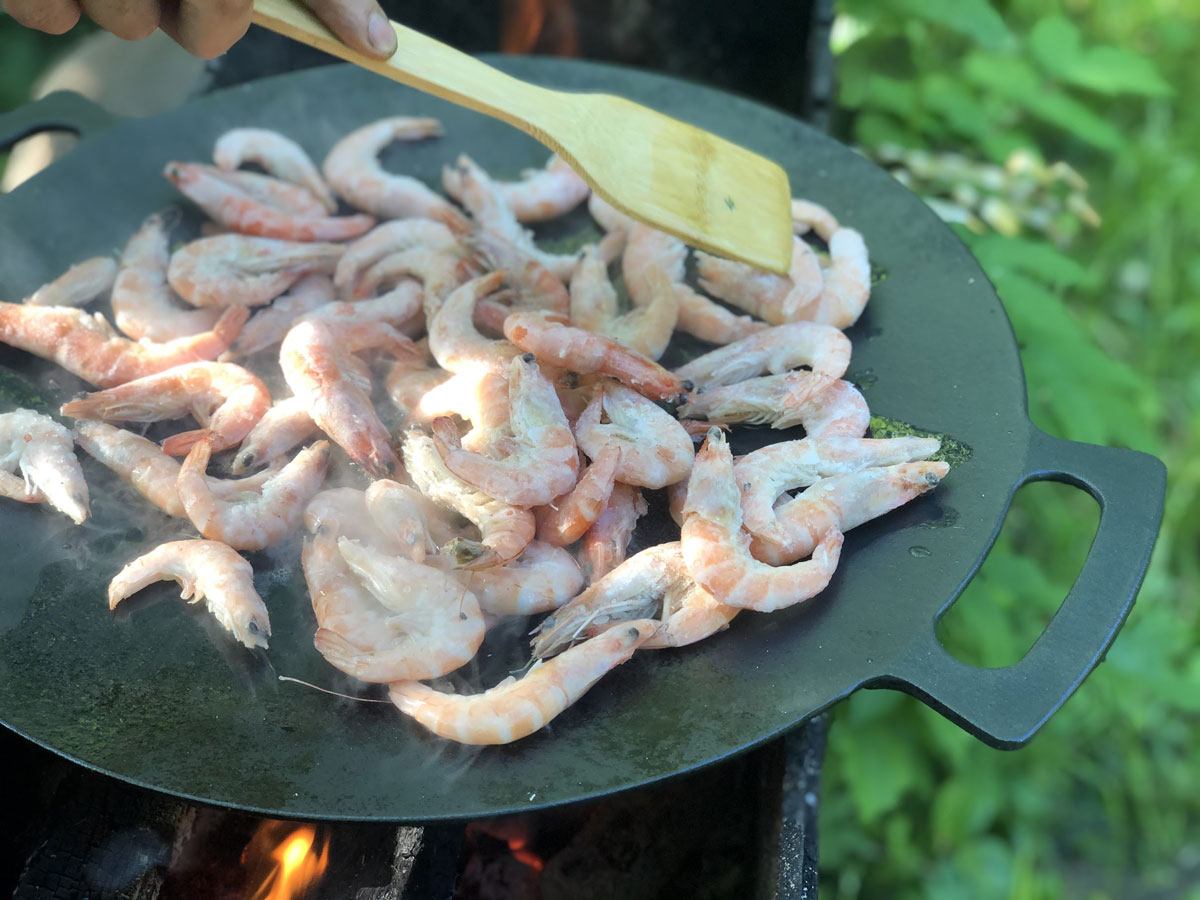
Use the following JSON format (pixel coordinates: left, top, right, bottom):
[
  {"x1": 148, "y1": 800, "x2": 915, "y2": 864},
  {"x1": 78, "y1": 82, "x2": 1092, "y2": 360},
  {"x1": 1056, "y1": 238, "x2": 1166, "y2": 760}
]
[{"x1": 936, "y1": 481, "x2": 1100, "y2": 669}]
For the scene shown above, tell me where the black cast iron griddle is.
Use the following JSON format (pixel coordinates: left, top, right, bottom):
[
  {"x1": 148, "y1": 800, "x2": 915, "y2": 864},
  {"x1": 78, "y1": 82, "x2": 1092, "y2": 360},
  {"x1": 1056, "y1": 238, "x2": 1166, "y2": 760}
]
[{"x1": 0, "y1": 59, "x2": 1165, "y2": 822}]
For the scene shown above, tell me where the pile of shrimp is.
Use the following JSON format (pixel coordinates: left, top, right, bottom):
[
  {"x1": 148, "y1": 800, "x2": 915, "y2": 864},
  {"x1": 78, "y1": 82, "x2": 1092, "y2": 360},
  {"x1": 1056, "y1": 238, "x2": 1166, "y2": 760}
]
[{"x1": 0, "y1": 119, "x2": 950, "y2": 746}]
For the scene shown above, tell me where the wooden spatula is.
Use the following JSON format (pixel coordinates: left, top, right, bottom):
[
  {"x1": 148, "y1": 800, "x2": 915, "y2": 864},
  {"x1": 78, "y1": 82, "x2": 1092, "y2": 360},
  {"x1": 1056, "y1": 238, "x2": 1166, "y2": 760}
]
[{"x1": 250, "y1": 0, "x2": 794, "y2": 274}]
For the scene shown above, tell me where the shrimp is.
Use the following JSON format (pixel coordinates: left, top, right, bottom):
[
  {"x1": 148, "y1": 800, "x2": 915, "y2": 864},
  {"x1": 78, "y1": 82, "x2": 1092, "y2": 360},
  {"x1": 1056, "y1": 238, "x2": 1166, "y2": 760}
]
[
  {"x1": 279, "y1": 319, "x2": 401, "y2": 478},
  {"x1": 535, "y1": 445, "x2": 621, "y2": 546},
  {"x1": 451, "y1": 540, "x2": 584, "y2": 616},
  {"x1": 443, "y1": 153, "x2": 589, "y2": 223},
  {"x1": 574, "y1": 383, "x2": 693, "y2": 489},
  {"x1": 164, "y1": 162, "x2": 375, "y2": 242},
  {"x1": 681, "y1": 428, "x2": 843, "y2": 613},
  {"x1": 363, "y1": 479, "x2": 441, "y2": 562},
  {"x1": 402, "y1": 429, "x2": 535, "y2": 569},
  {"x1": 623, "y1": 222, "x2": 765, "y2": 345},
  {"x1": 674, "y1": 321, "x2": 851, "y2": 390},
  {"x1": 503, "y1": 310, "x2": 689, "y2": 402},
  {"x1": 389, "y1": 619, "x2": 658, "y2": 745},
  {"x1": 750, "y1": 461, "x2": 950, "y2": 565},
  {"x1": 177, "y1": 438, "x2": 331, "y2": 550},
  {"x1": 580, "y1": 481, "x2": 647, "y2": 581},
  {"x1": 569, "y1": 247, "x2": 678, "y2": 360},
  {"x1": 678, "y1": 372, "x2": 869, "y2": 437},
  {"x1": 386, "y1": 364, "x2": 453, "y2": 425},
  {"x1": 355, "y1": 248, "x2": 474, "y2": 321},
  {"x1": 804, "y1": 228, "x2": 871, "y2": 329},
  {"x1": 230, "y1": 396, "x2": 319, "y2": 474},
  {"x1": 428, "y1": 270, "x2": 521, "y2": 375},
  {"x1": 735, "y1": 435, "x2": 942, "y2": 550},
  {"x1": 333, "y1": 219, "x2": 461, "y2": 298},
  {"x1": 464, "y1": 229, "x2": 571, "y2": 314},
  {"x1": 223, "y1": 274, "x2": 337, "y2": 360},
  {"x1": 167, "y1": 234, "x2": 344, "y2": 307},
  {"x1": 430, "y1": 355, "x2": 578, "y2": 507},
  {"x1": 791, "y1": 199, "x2": 840, "y2": 243},
  {"x1": 60, "y1": 360, "x2": 270, "y2": 456},
  {"x1": 0, "y1": 409, "x2": 89, "y2": 524},
  {"x1": 297, "y1": 283, "x2": 424, "y2": 344},
  {"x1": 694, "y1": 237, "x2": 823, "y2": 325},
  {"x1": 75, "y1": 420, "x2": 276, "y2": 518},
  {"x1": 588, "y1": 192, "x2": 633, "y2": 234},
  {"x1": 532, "y1": 542, "x2": 737, "y2": 657},
  {"x1": 321, "y1": 117, "x2": 469, "y2": 229},
  {"x1": 107, "y1": 540, "x2": 270, "y2": 649},
  {"x1": 449, "y1": 155, "x2": 579, "y2": 281},
  {"x1": 411, "y1": 369, "x2": 511, "y2": 453},
  {"x1": 23, "y1": 256, "x2": 117, "y2": 307},
  {"x1": 111, "y1": 212, "x2": 222, "y2": 341},
  {"x1": 0, "y1": 303, "x2": 247, "y2": 388},
  {"x1": 213, "y1": 127, "x2": 337, "y2": 213}
]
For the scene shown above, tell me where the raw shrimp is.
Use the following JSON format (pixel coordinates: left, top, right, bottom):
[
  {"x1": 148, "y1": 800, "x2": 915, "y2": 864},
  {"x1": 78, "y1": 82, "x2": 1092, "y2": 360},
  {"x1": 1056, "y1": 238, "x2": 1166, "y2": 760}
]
[
  {"x1": 167, "y1": 234, "x2": 344, "y2": 307},
  {"x1": 580, "y1": 481, "x2": 647, "y2": 581},
  {"x1": 449, "y1": 155, "x2": 579, "y2": 281},
  {"x1": 389, "y1": 619, "x2": 658, "y2": 745},
  {"x1": 443, "y1": 153, "x2": 589, "y2": 223},
  {"x1": 224, "y1": 274, "x2": 337, "y2": 359},
  {"x1": 750, "y1": 461, "x2": 950, "y2": 565},
  {"x1": 451, "y1": 540, "x2": 584, "y2": 615},
  {"x1": 411, "y1": 369, "x2": 511, "y2": 453},
  {"x1": 177, "y1": 438, "x2": 331, "y2": 550},
  {"x1": 428, "y1": 270, "x2": 521, "y2": 375},
  {"x1": 60, "y1": 360, "x2": 270, "y2": 456},
  {"x1": 678, "y1": 372, "x2": 868, "y2": 436},
  {"x1": 532, "y1": 542, "x2": 737, "y2": 657},
  {"x1": 164, "y1": 162, "x2": 375, "y2": 242},
  {"x1": 0, "y1": 303, "x2": 247, "y2": 388},
  {"x1": 430, "y1": 355, "x2": 578, "y2": 507},
  {"x1": 791, "y1": 199, "x2": 840, "y2": 242},
  {"x1": 535, "y1": 445, "x2": 621, "y2": 546},
  {"x1": 402, "y1": 429, "x2": 535, "y2": 568},
  {"x1": 681, "y1": 429, "x2": 843, "y2": 613},
  {"x1": 805, "y1": 228, "x2": 871, "y2": 329},
  {"x1": 694, "y1": 237, "x2": 823, "y2": 325},
  {"x1": 111, "y1": 212, "x2": 222, "y2": 341},
  {"x1": 304, "y1": 487, "x2": 379, "y2": 544},
  {"x1": 322, "y1": 117, "x2": 469, "y2": 229},
  {"x1": 355, "y1": 248, "x2": 474, "y2": 322},
  {"x1": 23, "y1": 256, "x2": 117, "y2": 307},
  {"x1": 464, "y1": 229, "x2": 571, "y2": 314},
  {"x1": 279, "y1": 319, "x2": 401, "y2": 478},
  {"x1": 386, "y1": 363, "x2": 453, "y2": 424},
  {"x1": 363, "y1": 479, "x2": 440, "y2": 562},
  {"x1": 75, "y1": 420, "x2": 276, "y2": 518},
  {"x1": 108, "y1": 540, "x2": 270, "y2": 649},
  {"x1": 569, "y1": 247, "x2": 678, "y2": 360},
  {"x1": 213, "y1": 127, "x2": 337, "y2": 213},
  {"x1": 574, "y1": 383, "x2": 693, "y2": 489},
  {"x1": 300, "y1": 284, "x2": 425, "y2": 346},
  {"x1": 674, "y1": 321, "x2": 851, "y2": 390},
  {"x1": 735, "y1": 435, "x2": 943, "y2": 550},
  {"x1": 503, "y1": 310, "x2": 689, "y2": 402},
  {"x1": 230, "y1": 396, "x2": 318, "y2": 474},
  {"x1": 333, "y1": 219, "x2": 461, "y2": 298},
  {"x1": 0, "y1": 409, "x2": 89, "y2": 524}
]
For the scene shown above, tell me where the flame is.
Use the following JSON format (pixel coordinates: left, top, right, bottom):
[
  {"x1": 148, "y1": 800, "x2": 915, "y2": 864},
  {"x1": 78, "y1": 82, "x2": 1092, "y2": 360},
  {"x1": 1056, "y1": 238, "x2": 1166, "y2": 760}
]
[
  {"x1": 467, "y1": 816, "x2": 545, "y2": 872},
  {"x1": 505, "y1": 833, "x2": 545, "y2": 872},
  {"x1": 499, "y1": 0, "x2": 579, "y2": 56},
  {"x1": 243, "y1": 821, "x2": 331, "y2": 900}
]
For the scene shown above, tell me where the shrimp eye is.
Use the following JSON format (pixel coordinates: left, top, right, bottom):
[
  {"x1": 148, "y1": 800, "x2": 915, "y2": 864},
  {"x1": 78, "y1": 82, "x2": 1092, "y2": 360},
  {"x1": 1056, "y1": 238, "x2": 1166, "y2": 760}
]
[
  {"x1": 680, "y1": 379, "x2": 695, "y2": 393},
  {"x1": 248, "y1": 620, "x2": 261, "y2": 635},
  {"x1": 459, "y1": 611, "x2": 468, "y2": 620},
  {"x1": 521, "y1": 352, "x2": 536, "y2": 364}
]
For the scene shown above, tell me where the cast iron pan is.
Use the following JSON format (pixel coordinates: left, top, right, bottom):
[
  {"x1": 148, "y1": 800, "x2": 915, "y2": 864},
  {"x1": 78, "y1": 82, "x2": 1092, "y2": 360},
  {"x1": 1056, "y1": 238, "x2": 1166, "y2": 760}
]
[{"x1": 0, "y1": 59, "x2": 1165, "y2": 822}]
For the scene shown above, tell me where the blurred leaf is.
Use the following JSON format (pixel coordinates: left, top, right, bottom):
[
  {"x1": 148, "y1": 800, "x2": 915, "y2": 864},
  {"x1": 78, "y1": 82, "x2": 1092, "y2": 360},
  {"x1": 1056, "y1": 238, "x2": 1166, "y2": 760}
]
[
  {"x1": 964, "y1": 50, "x2": 1041, "y2": 94},
  {"x1": 892, "y1": 0, "x2": 1015, "y2": 49},
  {"x1": 969, "y1": 234, "x2": 1096, "y2": 288},
  {"x1": 839, "y1": 722, "x2": 929, "y2": 824},
  {"x1": 1062, "y1": 45, "x2": 1174, "y2": 97},
  {"x1": 861, "y1": 74, "x2": 922, "y2": 121},
  {"x1": 920, "y1": 72, "x2": 992, "y2": 139},
  {"x1": 1029, "y1": 15, "x2": 1083, "y2": 79},
  {"x1": 1021, "y1": 90, "x2": 1124, "y2": 150}
]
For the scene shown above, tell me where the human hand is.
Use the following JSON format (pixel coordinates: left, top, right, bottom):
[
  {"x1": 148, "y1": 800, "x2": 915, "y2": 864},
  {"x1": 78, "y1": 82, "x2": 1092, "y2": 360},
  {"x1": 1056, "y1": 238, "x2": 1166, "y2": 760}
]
[{"x1": 2, "y1": 0, "x2": 398, "y2": 60}]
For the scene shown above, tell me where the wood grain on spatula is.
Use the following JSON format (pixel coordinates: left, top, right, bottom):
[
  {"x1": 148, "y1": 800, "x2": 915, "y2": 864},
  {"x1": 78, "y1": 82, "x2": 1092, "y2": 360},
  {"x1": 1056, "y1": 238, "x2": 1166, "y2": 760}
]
[{"x1": 251, "y1": 0, "x2": 794, "y2": 274}]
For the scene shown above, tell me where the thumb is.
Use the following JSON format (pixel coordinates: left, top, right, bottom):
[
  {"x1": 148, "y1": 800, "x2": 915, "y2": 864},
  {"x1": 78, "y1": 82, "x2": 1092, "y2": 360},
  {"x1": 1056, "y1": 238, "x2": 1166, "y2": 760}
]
[{"x1": 302, "y1": 0, "x2": 397, "y2": 59}]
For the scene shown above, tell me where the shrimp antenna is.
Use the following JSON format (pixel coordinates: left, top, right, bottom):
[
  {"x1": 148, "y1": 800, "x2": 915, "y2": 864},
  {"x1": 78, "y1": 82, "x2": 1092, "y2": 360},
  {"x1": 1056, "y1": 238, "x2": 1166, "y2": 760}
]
[{"x1": 277, "y1": 675, "x2": 391, "y2": 702}]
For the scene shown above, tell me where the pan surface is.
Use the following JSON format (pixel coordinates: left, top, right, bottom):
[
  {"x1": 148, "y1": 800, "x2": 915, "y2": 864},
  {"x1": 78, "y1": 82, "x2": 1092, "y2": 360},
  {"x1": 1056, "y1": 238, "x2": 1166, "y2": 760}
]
[{"x1": 0, "y1": 59, "x2": 1163, "y2": 821}]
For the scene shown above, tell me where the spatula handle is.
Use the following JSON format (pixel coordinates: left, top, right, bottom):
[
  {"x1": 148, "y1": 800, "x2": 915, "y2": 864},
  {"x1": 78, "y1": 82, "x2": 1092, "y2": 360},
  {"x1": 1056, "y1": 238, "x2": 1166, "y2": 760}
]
[{"x1": 250, "y1": 0, "x2": 564, "y2": 140}]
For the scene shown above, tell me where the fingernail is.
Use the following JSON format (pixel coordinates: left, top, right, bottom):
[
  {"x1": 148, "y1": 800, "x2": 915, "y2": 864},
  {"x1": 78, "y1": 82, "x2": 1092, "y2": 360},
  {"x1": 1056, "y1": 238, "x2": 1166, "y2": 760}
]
[{"x1": 368, "y1": 10, "x2": 396, "y2": 56}]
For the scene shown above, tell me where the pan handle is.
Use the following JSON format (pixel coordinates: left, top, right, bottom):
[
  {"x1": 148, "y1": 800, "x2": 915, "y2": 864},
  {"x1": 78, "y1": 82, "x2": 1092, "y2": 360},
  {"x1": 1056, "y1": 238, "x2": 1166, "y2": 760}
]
[
  {"x1": 884, "y1": 426, "x2": 1165, "y2": 749},
  {"x1": 0, "y1": 90, "x2": 123, "y2": 154}
]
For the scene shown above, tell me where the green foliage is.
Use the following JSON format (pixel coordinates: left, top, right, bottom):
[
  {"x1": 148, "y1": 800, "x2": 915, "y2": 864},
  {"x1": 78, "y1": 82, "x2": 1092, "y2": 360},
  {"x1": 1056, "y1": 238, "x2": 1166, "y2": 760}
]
[{"x1": 825, "y1": 1, "x2": 1198, "y2": 898}]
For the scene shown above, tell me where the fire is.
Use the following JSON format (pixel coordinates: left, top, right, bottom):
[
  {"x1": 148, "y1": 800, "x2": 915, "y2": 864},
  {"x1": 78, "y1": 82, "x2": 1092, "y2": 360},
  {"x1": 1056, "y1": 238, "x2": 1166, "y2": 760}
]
[
  {"x1": 499, "y1": 0, "x2": 579, "y2": 56},
  {"x1": 243, "y1": 821, "x2": 331, "y2": 900},
  {"x1": 505, "y1": 833, "x2": 545, "y2": 872}
]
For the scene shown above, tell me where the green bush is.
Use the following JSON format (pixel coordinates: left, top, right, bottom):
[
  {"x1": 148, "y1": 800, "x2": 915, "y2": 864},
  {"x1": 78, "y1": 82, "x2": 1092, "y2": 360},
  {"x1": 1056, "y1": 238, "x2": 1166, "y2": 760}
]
[{"x1": 822, "y1": 1, "x2": 1198, "y2": 897}]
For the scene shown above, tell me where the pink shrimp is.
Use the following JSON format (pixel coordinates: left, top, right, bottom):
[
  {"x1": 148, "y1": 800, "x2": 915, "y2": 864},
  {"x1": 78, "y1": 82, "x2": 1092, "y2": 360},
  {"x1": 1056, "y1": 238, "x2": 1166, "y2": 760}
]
[
  {"x1": 450, "y1": 540, "x2": 585, "y2": 616},
  {"x1": 694, "y1": 236, "x2": 823, "y2": 325},
  {"x1": 428, "y1": 270, "x2": 521, "y2": 375},
  {"x1": 503, "y1": 310, "x2": 689, "y2": 402},
  {"x1": 23, "y1": 256, "x2": 117, "y2": 308},
  {"x1": 164, "y1": 162, "x2": 375, "y2": 242},
  {"x1": 674, "y1": 321, "x2": 851, "y2": 390},
  {"x1": 389, "y1": 620, "x2": 658, "y2": 745},
  {"x1": 443, "y1": 153, "x2": 589, "y2": 223},
  {"x1": 213, "y1": 127, "x2": 337, "y2": 213},
  {"x1": 167, "y1": 234, "x2": 344, "y2": 307},
  {"x1": 569, "y1": 247, "x2": 678, "y2": 360},
  {"x1": 333, "y1": 219, "x2": 461, "y2": 298},
  {"x1": 804, "y1": 228, "x2": 871, "y2": 329},
  {"x1": 321, "y1": 117, "x2": 469, "y2": 229},
  {"x1": 60, "y1": 360, "x2": 270, "y2": 456},
  {"x1": 535, "y1": 445, "x2": 621, "y2": 546},
  {"x1": 678, "y1": 372, "x2": 869, "y2": 437},
  {"x1": 791, "y1": 199, "x2": 840, "y2": 242},
  {"x1": 580, "y1": 481, "x2": 647, "y2": 581},
  {"x1": 0, "y1": 303, "x2": 247, "y2": 388},
  {"x1": 224, "y1": 274, "x2": 337, "y2": 359},
  {"x1": 681, "y1": 428, "x2": 843, "y2": 613},
  {"x1": 0, "y1": 409, "x2": 89, "y2": 524},
  {"x1": 573, "y1": 383, "x2": 694, "y2": 489}
]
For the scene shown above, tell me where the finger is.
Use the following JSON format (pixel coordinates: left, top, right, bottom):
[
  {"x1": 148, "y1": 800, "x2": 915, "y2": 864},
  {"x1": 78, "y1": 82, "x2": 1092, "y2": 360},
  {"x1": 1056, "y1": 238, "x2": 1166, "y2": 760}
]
[
  {"x1": 302, "y1": 0, "x2": 397, "y2": 59},
  {"x1": 3, "y1": 0, "x2": 82, "y2": 34},
  {"x1": 159, "y1": 0, "x2": 252, "y2": 59},
  {"x1": 78, "y1": 0, "x2": 160, "y2": 41}
]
